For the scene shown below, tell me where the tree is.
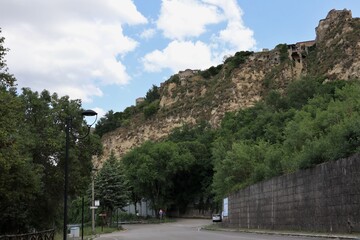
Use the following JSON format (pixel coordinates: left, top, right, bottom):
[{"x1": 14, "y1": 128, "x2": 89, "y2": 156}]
[
  {"x1": 122, "y1": 141, "x2": 194, "y2": 215},
  {"x1": 0, "y1": 87, "x2": 42, "y2": 234},
  {"x1": 17, "y1": 89, "x2": 102, "y2": 230},
  {"x1": 94, "y1": 152, "x2": 129, "y2": 224},
  {"x1": 145, "y1": 85, "x2": 160, "y2": 103},
  {"x1": 143, "y1": 100, "x2": 159, "y2": 119},
  {"x1": 166, "y1": 123, "x2": 216, "y2": 212},
  {"x1": 94, "y1": 110, "x2": 122, "y2": 137},
  {"x1": 0, "y1": 32, "x2": 102, "y2": 233},
  {"x1": 0, "y1": 33, "x2": 42, "y2": 234},
  {"x1": 171, "y1": 141, "x2": 214, "y2": 214},
  {"x1": 0, "y1": 29, "x2": 16, "y2": 88}
]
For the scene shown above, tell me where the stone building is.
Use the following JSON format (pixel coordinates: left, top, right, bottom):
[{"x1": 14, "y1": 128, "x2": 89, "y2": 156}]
[
  {"x1": 136, "y1": 97, "x2": 145, "y2": 105},
  {"x1": 178, "y1": 69, "x2": 200, "y2": 80}
]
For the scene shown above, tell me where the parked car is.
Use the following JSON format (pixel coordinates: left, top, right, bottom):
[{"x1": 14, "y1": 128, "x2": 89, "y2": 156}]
[{"x1": 212, "y1": 213, "x2": 222, "y2": 222}]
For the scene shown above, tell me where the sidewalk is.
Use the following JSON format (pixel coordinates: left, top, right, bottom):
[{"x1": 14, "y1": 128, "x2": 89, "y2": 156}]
[{"x1": 202, "y1": 224, "x2": 360, "y2": 240}]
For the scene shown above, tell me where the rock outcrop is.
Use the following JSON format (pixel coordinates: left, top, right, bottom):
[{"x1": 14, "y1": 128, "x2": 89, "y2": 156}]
[{"x1": 96, "y1": 9, "x2": 360, "y2": 165}]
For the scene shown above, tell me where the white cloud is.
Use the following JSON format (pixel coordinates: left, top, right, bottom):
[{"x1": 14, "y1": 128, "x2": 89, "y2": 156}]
[
  {"x1": 91, "y1": 107, "x2": 107, "y2": 124},
  {"x1": 140, "y1": 28, "x2": 157, "y2": 39},
  {"x1": 207, "y1": 0, "x2": 256, "y2": 50},
  {"x1": 203, "y1": 0, "x2": 242, "y2": 20},
  {"x1": 143, "y1": 0, "x2": 256, "y2": 74},
  {"x1": 157, "y1": 0, "x2": 222, "y2": 40},
  {"x1": 218, "y1": 21, "x2": 256, "y2": 50},
  {"x1": 142, "y1": 40, "x2": 214, "y2": 72},
  {"x1": 0, "y1": 0, "x2": 147, "y2": 102}
]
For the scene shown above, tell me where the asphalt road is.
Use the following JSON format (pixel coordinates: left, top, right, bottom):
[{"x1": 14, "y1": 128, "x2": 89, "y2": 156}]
[{"x1": 94, "y1": 219, "x2": 336, "y2": 240}]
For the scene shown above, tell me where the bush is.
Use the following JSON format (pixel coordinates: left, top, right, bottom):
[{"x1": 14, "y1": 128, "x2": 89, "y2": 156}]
[
  {"x1": 275, "y1": 43, "x2": 288, "y2": 63},
  {"x1": 201, "y1": 70, "x2": 211, "y2": 79},
  {"x1": 143, "y1": 100, "x2": 159, "y2": 119}
]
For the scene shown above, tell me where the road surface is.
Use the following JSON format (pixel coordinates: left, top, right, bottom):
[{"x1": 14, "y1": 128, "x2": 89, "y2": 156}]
[{"x1": 94, "y1": 219, "x2": 337, "y2": 240}]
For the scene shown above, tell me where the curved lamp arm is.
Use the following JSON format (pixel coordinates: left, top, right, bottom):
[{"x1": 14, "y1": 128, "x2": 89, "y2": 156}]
[{"x1": 76, "y1": 109, "x2": 98, "y2": 140}]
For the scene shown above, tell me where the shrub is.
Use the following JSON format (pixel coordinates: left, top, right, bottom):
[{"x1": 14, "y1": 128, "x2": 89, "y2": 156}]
[{"x1": 143, "y1": 100, "x2": 160, "y2": 119}]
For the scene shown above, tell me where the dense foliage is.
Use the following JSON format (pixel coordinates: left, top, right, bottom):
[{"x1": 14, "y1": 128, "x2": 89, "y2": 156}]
[
  {"x1": 0, "y1": 29, "x2": 16, "y2": 88},
  {"x1": 200, "y1": 64, "x2": 223, "y2": 79},
  {"x1": 94, "y1": 152, "x2": 129, "y2": 222},
  {"x1": 0, "y1": 32, "x2": 102, "y2": 234},
  {"x1": 122, "y1": 123, "x2": 216, "y2": 214},
  {"x1": 224, "y1": 51, "x2": 253, "y2": 76},
  {"x1": 94, "y1": 85, "x2": 161, "y2": 137},
  {"x1": 275, "y1": 43, "x2": 289, "y2": 63},
  {"x1": 212, "y1": 78, "x2": 357, "y2": 199},
  {"x1": 121, "y1": 76, "x2": 360, "y2": 210}
]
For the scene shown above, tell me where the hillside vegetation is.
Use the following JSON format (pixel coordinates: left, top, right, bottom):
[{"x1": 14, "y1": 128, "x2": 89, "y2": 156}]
[
  {"x1": 120, "y1": 77, "x2": 360, "y2": 213},
  {"x1": 0, "y1": 29, "x2": 103, "y2": 234},
  {"x1": 94, "y1": 9, "x2": 360, "y2": 214}
]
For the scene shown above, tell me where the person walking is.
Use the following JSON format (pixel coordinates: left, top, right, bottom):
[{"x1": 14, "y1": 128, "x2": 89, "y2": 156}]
[{"x1": 159, "y1": 209, "x2": 164, "y2": 220}]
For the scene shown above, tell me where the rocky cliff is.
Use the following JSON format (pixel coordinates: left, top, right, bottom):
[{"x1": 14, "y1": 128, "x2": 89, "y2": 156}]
[{"x1": 95, "y1": 9, "x2": 360, "y2": 165}]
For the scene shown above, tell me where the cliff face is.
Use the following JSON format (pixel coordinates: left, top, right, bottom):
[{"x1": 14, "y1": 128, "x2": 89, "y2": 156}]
[
  {"x1": 96, "y1": 9, "x2": 360, "y2": 165},
  {"x1": 313, "y1": 9, "x2": 360, "y2": 80}
]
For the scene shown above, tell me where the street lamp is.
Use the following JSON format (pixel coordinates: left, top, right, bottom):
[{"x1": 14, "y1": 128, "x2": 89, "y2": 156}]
[
  {"x1": 91, "y1": 167, "x2": 98, "y2": 236},
  {"x1": 63, "y1": 110, "x2": 97, "y2": 240}
]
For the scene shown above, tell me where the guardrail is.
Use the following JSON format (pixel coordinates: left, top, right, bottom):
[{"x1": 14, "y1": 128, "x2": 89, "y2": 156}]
[{"x1": 0, "y1": 229, "x2": 55, "y2": 240}]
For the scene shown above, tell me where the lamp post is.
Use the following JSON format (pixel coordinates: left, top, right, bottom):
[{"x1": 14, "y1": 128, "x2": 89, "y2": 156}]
[
  {"x1": 91, "y1": 167, "x2": 98, "y2": 236},
  {"x1": 63, "y1": 110, "x2": 97, "y2": 240}
]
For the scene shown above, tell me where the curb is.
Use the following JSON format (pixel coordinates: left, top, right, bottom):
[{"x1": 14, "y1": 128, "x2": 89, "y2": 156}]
[{"x1": 201, "y1": 226, "x2": 360, "y2": 240}]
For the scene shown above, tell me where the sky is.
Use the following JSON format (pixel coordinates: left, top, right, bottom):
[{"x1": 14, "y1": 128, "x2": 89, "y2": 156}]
[{"x1": 1, "y1": 0, "x2": 360, "y2": 120}]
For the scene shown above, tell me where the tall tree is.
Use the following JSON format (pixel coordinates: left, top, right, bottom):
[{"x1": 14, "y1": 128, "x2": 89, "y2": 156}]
[
  {"x1": 94, "y1": 152, "x2": 129, "y2": 223},
  {"x1": 145, "y1": 85, "x2": 160, "y2": 103},
  {"x1": 0, "y1": 29, "x2": 16, "y2": 88},
  {"x1": 0, "y1": 32, "x2": 42, "y2": 233},
  {"x1": 122, "y1": 141, "x2": 195, "y2": 214},
  {"x1": 19, "y1": 89, "x2": 102, "y2": 229},
  {"x1": 0, "y1": 87, "x2": 42, "y2": 234}
]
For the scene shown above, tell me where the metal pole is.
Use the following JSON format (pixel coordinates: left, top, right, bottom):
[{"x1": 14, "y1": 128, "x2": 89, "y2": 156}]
[
  {"x1": 63, "y1": 117, "x2": 70, "y2": 240},
  {"x1": 92, "y1": 175, "x2": 95, "y2": 235},
  {"x1": 81, "y1": 196, "x2": 84, "y2": 240}
]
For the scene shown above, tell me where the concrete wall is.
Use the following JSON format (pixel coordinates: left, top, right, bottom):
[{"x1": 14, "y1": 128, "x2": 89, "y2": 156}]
[
  {"x1": 123, "y1": 199, "x2": 155, "y2": 217},
  {"x1": 225, "y1": 153, "x2": 360, "y2": 233},
  {"x1": 168, "y1": 207, "x2": 213, "y2": 219}
]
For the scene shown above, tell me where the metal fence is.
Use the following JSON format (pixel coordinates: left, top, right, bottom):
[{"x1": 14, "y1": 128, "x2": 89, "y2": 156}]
[{"x1": 0, "y1": 229, "x2": 55, "y2": 240}]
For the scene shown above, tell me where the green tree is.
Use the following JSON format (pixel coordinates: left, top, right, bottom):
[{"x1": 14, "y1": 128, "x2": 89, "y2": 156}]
[
  {"x1": 122, "y1": 141, "x2": 194, "y2": 214},
  {"x1": 143, "y1": 100, "x2": 159, "y2": 119},
  {"x1": 0, "y1": 32, "x2": 42, "y2": 233},
  {"x1": 95, "y1": 152, "x2": 129, "y2": 224},
  {"x1": 18, "y1": 89, "x2": 102, "y2": 230},
  {"x1": 0, "y1": 32, "x2": 102, "y2": 233},
  {"x1": 0, "y1": 29, "x2": 16, "y2": 88},
  {"x1": 211, "y1": 77, "x2": 354, "y2": 201},
  {"x1": 145, "y1": 85, "x2": 160, "y2": 103},
  {"x1": 94, "y1": 110, "x2": 123, "y2": 137},
  {"x1": 283, "y1": 82, "x2": 360, "y2": 169},
  {"x1": 284, "y1": 76, "x2": 322, "y2": 109},
  {"x1": 165, "y1": 123, "x2": 216, "y2": 212},
  {"x1": 171, "y1": 141, "x2": 214, "y2": 213},
  {"x1": 0, "y1": 87, "x2": 42, "y2": 234}
]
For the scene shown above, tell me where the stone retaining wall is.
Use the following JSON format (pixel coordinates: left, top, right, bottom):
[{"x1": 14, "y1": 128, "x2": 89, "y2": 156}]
[{"x1": 225, "y1": 154, "x2": 360, "y2": 233}]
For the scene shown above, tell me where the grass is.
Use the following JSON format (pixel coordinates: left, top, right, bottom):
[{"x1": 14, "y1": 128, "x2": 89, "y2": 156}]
[
  {"x1": 54, "y1": 225, "x2": 122, "y2": 240},
  {"x1": 54, "y1": 218, "x2": 175, "y2": 239}
]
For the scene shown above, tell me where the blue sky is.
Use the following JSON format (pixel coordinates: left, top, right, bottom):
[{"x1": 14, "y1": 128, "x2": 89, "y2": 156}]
[{"x1": 1, "y1": 0, "x2": 360, "y2": 120}]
